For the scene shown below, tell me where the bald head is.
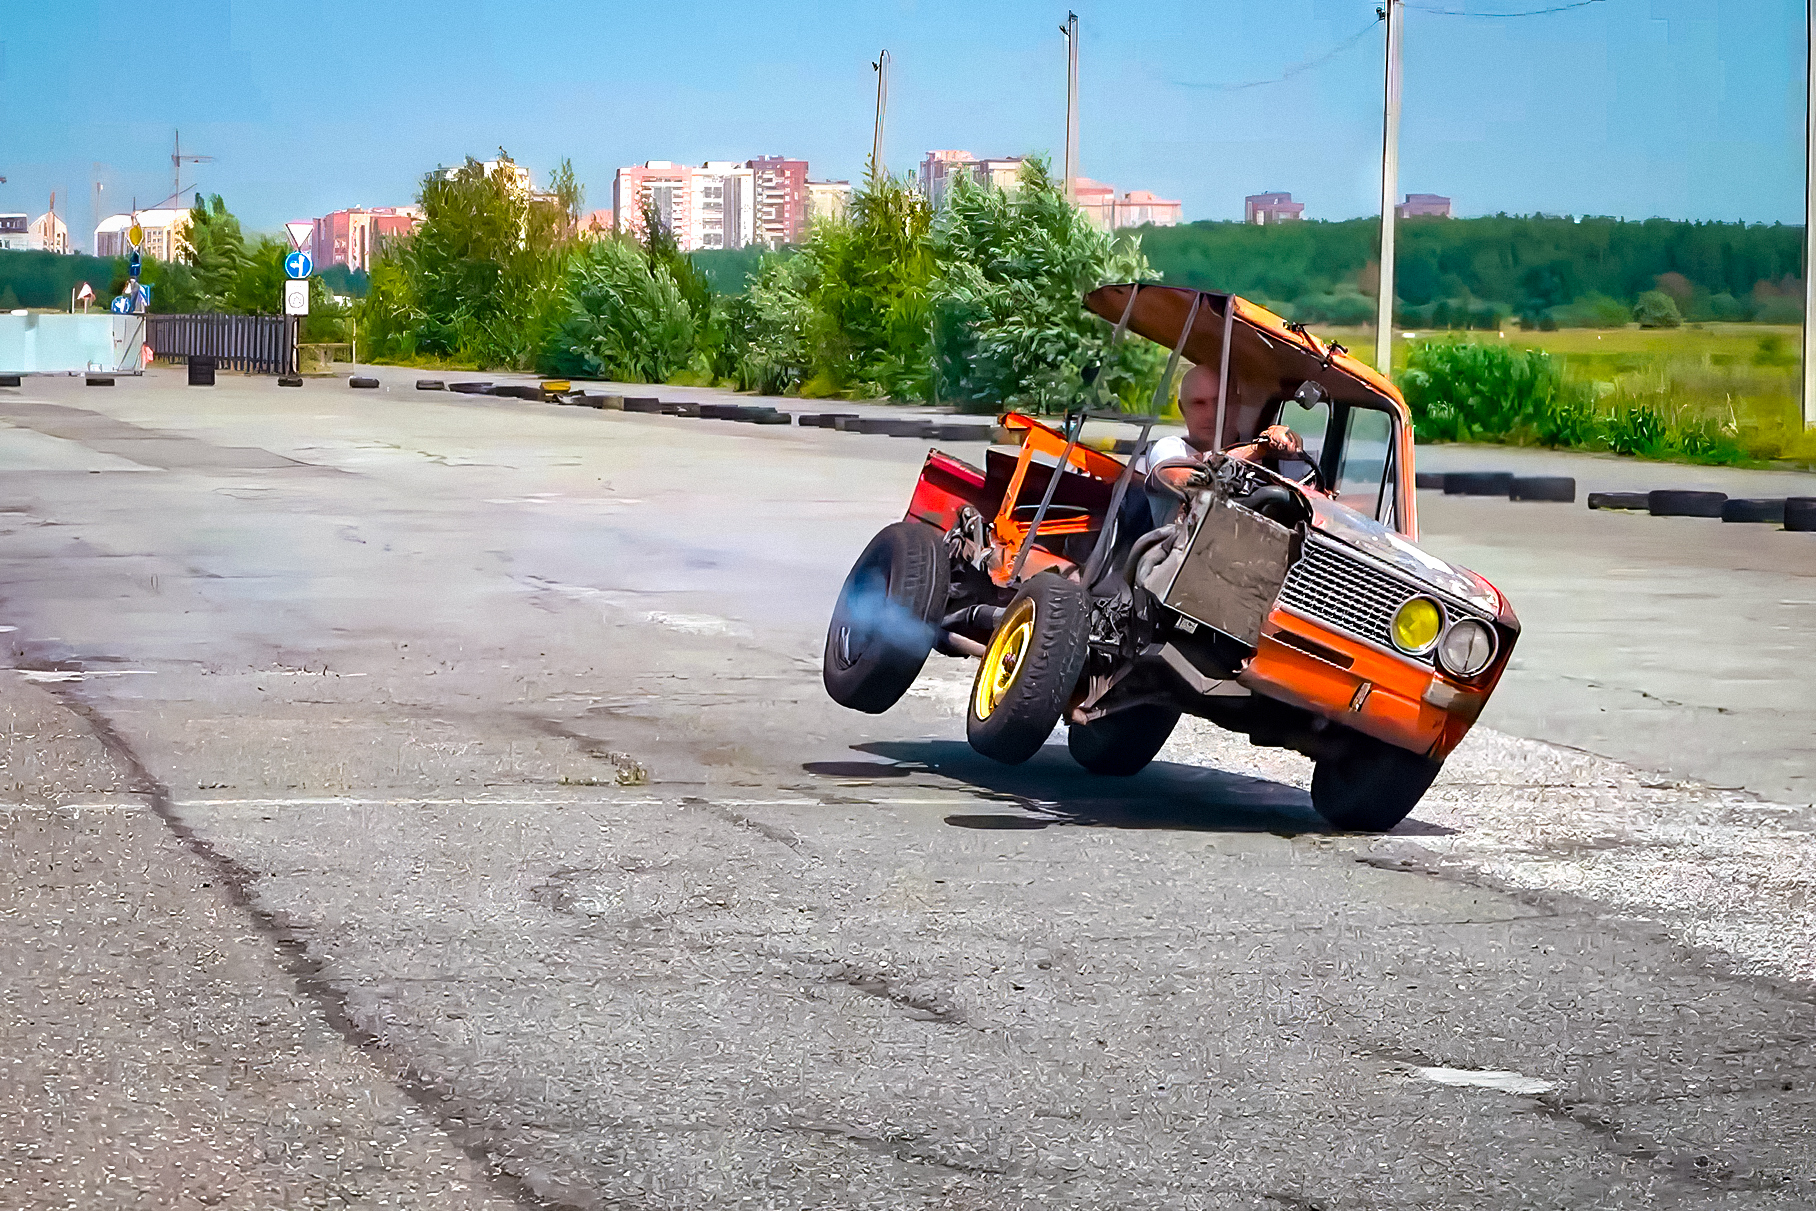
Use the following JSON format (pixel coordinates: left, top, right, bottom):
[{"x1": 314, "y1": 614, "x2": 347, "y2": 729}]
[{"x1": 1178, "y1": 363, "x2": 1262, "y2": 451}]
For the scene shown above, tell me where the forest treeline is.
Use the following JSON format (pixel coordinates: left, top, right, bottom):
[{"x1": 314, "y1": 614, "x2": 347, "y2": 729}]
[{"x1": 1135, "y1": 215, "x2": 1807, "y2": 330}]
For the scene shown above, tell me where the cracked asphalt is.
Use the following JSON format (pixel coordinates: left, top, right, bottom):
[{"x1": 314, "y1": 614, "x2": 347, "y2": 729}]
[{"x1": 0, "y1": 367, "x2": 1812, "y2": 1209}]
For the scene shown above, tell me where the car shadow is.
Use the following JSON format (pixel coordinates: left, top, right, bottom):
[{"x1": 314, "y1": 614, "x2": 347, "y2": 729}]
[
  {"x1": 826, "y1": 739, "x2": 1328, "y2": 834},
  {"x1": 814, "y1": 741, "x2": 1456, "y2": 837}
]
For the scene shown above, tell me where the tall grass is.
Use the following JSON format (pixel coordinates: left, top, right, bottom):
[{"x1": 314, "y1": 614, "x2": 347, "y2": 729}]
[{"x1": 1398, "y1": 336, "x2": 1816, "y2": 467}]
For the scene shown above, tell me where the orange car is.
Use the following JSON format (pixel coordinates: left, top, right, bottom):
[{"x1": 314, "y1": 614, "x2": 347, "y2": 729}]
[{"x1": 822, "y1": 284, "x2": 1519, "y2": 831}]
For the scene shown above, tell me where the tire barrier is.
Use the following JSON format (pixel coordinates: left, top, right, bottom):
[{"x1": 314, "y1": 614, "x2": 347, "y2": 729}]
[
  {"x1": 1787, "y1": 498, "x2": 1816, "y2": 532},
  {"x1": 1721, "y1": 498, "x2": 1786, "y2": 524},
  {"x1": 1443, "y1": 471, "x2": 1514, "y2": 496},
  {"x1": 349, "y1": 376, "x2": 380, "y2": 389},
  {"x1": 86, "y1": 376, "x2": 115, "y2": 386},
  {"x1": 1414, "y1": 471, "x2": 1446, "y2": 490},
  {"x1": 416, "y1": 379, "x2": 445, "y2": 391},
  {"x1": 1647, "y1": 489, "x2": 1726, "y2": 518},
  {"x1": 622, "y1": 397, "x2": 663, "y2": 413},
  {"x1": 1509, "y1": 475, "x2": 1575, "y2": 502},
  {"x1": 278, "y1": 375, "x2": 303, "y2": 387},
  {"x1": 449, "y1": 382, "x2": 494, "y2": 395},
  {"x1": 1587, "y1": 491, "x2": 1649, "y2": 510},
  {"x1": 0, "y1": 376, "x2": 21, "y2": 387}
]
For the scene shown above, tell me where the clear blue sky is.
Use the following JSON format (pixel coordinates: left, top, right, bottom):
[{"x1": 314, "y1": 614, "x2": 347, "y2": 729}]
[{"x1": 3, "y1": 0, "x2": 1807, "y2": 246}]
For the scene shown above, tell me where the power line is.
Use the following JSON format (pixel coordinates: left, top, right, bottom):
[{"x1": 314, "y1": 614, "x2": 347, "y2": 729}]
[
  {"x1": 1407, "y1": 0, "x2": 1609, "y2": 17},
  {"x1": 1179, "y1": 14, "x2": 1383, "y2": 92}
]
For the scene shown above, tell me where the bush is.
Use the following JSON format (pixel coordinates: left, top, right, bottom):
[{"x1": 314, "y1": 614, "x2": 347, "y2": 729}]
[
  {"x1": 1398, "y1": 340, "x2": 1572, "y2": 441},
  {"x1": 539, "y1": 237, "x2": 696, "y2": 383},
  {"x1": 1550, "y1": 292, "x2": 1631, "y2": 328},
  {"x1": 1603, "y1": 404, "x2": 1667, "y2": 456},
  {"x1": 1633, "y1": 289, "x2": 1682, "y2": 328}
]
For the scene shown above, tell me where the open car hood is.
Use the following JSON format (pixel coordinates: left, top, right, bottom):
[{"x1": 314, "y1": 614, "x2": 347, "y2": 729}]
[{"x1": 1306, "y1": 494, "x2": 1499, "y2": 615}]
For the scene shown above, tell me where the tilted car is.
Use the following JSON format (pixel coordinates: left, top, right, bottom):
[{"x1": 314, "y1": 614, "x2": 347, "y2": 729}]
[{"x1": 822, "y1": 284, "x2": 1519, "y2": 831}]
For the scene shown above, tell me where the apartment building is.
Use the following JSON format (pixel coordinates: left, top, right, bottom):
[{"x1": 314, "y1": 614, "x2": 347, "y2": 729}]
[
  {"x1": 1397, "y1": 193, "x2": 1452, "y2": 219},
  {"x1": 93, "y1": 209, "x2": 189, "y2": 259},
  {"x1": 1067, "y1": 178, "x2": 1182, "y2": 231},
  {"x1": 919, "y1": 150, "x2": 1025, "y2": 210},
  {"x1": 310, "y1": 207, "x2": 423, "y2": 272},
  {"x1": 1245, "y1": 193, "x2": 1305, "y2": 225},
  {"x1": 29, "y1": 210, "x2": 70, "y2": 254},
  {"x1": 806, "y1": 180, "x2": 852, "y2": 227},
  {"x1": 614, "y1": 161, "x2": 754, "y2": 252},
  {"x1": 0, "y1": 215, "x2": 31, "y2": 251},
  {"x1": 748, "y1": 156, "x2": 808, "y2": 247}
]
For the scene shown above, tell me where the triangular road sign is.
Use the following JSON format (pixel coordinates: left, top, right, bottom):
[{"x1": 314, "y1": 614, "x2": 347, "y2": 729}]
[{"x1": 284, "y1": 221, "x2": 315, "y2": 250}]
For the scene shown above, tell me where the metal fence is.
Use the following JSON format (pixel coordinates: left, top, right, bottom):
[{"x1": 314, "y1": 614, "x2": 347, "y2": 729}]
[{"x1": 146, "y1": 313, "x2": 298, "y2": 375}]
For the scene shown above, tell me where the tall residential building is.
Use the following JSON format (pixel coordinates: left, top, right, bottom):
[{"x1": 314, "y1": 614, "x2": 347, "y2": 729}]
[
  {"x1": 94, "y1": 209, "x2": 189, "y2": 259},
  {"x1": 1070, "y1": 179, "x2": 1182, "y2": 231},
  {"x1": 919, "y1": 150, "x2": 1025, "y2": 209},
  {"x1": 1245, "y1": 193, "x2": 1304, "y2": 225},
  {"x1": 614, "y1": 161, "x2": 754, "y2": 252},
  {"x1": 806, "y1": 180, "x2": 852, "y2": 227},
  {"x1": 747, "y1": 156, "x2": 808, "y2": 247},
  {"x1": 0, "y1": 215, "x2": 32, "y2": 251},
  {"x1": 1397, "y1": 193, "x2": 1452, "y2": 219},
  {"x1": 310, "y1": 207, "x2": 423, "y2": 272},
  {"x1": 30, "y1": 210, "x2": 70, "y2": 254}
]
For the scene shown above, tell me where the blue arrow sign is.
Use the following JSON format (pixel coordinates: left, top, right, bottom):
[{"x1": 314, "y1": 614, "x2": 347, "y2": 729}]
[
  {"x1": 110, "y1": 294, "x2": 133, "y2": 314},
  {"x1": 284, "y1": 250, "x2": 312, "y2": 280}
]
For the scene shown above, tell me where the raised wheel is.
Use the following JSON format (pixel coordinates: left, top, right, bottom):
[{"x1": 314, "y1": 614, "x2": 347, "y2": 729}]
[
  {"x1": 1067, "y1": 704, "x2": 1182, "y2": 776},
  {"x1": 966, "y1": 573, "x2": 1091, "y2": 765},
  {"x1": 1310, "y1": 731, "x2": 1443, "y2": 832},
  {"x1": 822, "y1": 522, "x2": 951, "y2": 714}
]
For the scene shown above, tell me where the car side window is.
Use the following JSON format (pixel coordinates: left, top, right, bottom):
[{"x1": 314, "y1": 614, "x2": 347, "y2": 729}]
[
  {"x1": 1336, "y1": 406, "x2": 1395, "y2": 521},
  {"x1": 1275, "y1": 397, "x2": 1329, "y2": 482}
]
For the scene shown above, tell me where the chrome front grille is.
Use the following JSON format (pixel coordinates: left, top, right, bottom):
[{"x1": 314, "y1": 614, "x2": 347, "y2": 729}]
[{"x1": 1277, "y1": 535, "x2": 1427, "y2": 658}]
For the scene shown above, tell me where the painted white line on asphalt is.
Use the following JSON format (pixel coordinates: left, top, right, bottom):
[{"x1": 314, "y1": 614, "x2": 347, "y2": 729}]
[
  {"x1": 642, "y1": 610, "x2": 751, "y2": 637},
  {"x1": 1412, "y1": 1067, "x2": 1556, "y2": 1095},
  {"x1": 16, "y1": 669, "x2": 158, "y2": 682},
  {"x1": 174, "y1": 796, "x2": 669, "y2": 808}
]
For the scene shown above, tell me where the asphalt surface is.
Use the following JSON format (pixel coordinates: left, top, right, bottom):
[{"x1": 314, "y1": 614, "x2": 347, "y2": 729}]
[{"x1": 0, "y1": 366, "x2": 1812, "y2": 1209}]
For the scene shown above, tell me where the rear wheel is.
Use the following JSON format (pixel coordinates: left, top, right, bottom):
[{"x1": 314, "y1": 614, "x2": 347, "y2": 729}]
[
  {"x1": 822, "y1": 522, "x2": 950, "y2": 714},
  {"x1": 1310, "y1": 732, "x2": 1443, "y2": 832},
  {"x1": 1067, "y1": 704, "x2": 1182, "y2": 776},
  {"x1": 966, "y1": 574, "x2": 1090, "y2": 765}
]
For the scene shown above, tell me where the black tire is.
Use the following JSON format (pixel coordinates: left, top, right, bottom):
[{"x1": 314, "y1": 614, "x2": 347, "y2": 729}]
[
  {"x1": 1510, "y1": 475, "x2": 1575, "y2": 502},
  {"x1": 1722, "y1": 498, "x2": 1785, "y2": 524},
  {"x1": 1414, "y1": 471, "x2": 1445, "y2": 490},
  {"x1": 1068, "y1": 704, "x2": 1182, "y2": 776},
  {"x1": 1587, "y1": 491, "x2": 1649, "y2": 511},
  {"x1": 1444, "y1": 471, "x2": 1513, "y2": 496},
  {"x1": 966, "y1": 574, "x2": 1091, "y2": 765},
  {"x1": 1310, "y1": 732, "x2": 1443, "y2": 832},
  {"x1": 1784, "y1": 498, "x2": 1816, "y2": 532},
  {"x1": 1649, "y1": 489, "x2": 1726, "y2": 518},
  {"x1": 823, "y1": 522, "x2": 951, "y2": 714}
]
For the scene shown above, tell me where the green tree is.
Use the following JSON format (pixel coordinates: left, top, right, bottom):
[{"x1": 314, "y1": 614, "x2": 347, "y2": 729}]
[
  {"x1": 928, "y1": 157, "x2": 1161, "y2": 414},
  {"x1": 801, "y1": 169, "x2": 936, "y2": 399},
  {"x1": 1632, "y1": 289, "x2": 1682, "y2": 328},
  {"x1": 181, "y1": 194, "x2": 247, "y2": 307}
]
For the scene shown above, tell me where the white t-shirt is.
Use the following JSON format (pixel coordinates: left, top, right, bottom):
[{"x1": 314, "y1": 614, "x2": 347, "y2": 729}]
[{"x1": 1131, "y1": 434, "x2": 1211, "y2": 475}]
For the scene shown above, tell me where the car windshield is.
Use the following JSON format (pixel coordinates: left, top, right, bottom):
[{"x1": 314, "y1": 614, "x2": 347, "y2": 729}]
[{"x1": 1272, "y1": 397, "x2": 1400, "y2": 530}]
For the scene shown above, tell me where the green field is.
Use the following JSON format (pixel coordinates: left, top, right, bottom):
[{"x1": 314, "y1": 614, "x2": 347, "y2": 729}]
[{"x1": 1309, "y1": 322, "x2": 1814, "y2": 466}]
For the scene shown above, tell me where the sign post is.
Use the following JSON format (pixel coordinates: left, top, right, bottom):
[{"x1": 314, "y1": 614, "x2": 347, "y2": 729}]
[{"x1": 125, "y1": 218, "x2": 146, "y2": 315}]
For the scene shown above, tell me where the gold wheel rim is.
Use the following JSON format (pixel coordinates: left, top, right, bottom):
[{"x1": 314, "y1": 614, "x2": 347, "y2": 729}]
[{"x1": 974, "y1": 597, "x2": 1036, "y2": 721}]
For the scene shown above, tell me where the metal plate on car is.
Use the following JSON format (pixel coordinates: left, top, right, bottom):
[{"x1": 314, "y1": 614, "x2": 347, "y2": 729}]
[{"x1": 1154, "y1": 496, "x2": 1297, "y2": 648}]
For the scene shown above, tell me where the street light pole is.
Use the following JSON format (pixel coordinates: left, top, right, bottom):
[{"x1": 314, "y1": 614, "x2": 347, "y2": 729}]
[
  {"x1": 1804, "y1": 0, "x2": 1815, "y2": 427},
  {"x1": 1375, "y1": 0, "x2": 1403, "y2": 376},
  {"x1": 1062, "y1": 12, "x2": 1079, "y2": 204},
  {"x1": 871, "y1": 50, "x2": 891, "y2": 182}
]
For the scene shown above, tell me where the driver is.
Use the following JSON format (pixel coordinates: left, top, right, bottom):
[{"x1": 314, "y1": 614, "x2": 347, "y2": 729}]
[{"x1": 1137, "y1": 362, "x2": 1304, "y2": 472}]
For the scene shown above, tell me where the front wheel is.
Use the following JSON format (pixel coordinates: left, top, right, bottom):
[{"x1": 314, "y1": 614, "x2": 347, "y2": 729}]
[
  {"x1": 823, "y1": 522, "x2": 950, "y2": 714},
  {"x1": 966, "y1": 573, "x2": 1090, "y2": 765},
  {"x1": 1067, "y1": 704, "x2": 1182, "y2": 776},
  {"x1": 1310, "y1": 732, "x2": 1443, "y2": 832}
]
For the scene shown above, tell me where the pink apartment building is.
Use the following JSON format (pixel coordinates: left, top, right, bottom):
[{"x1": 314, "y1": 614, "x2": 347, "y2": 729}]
[{"x1": 311, "y1": 207, "x2": 422, "y2": 272}]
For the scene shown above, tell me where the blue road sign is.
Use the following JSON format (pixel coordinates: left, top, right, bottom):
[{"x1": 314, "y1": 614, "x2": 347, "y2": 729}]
[
  {"x1": 110, "y1": 295, "x2": 132, "y2": 314},
  {"x1": 284, "y1": 250, "x2": 312, "y2": 280},
  {"x1": 128, "y1": 251, "x2": 141, "y2": 277}
]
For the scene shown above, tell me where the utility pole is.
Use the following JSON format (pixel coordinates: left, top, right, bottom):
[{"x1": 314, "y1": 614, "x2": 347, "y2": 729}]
[
  {"x1": 1061, "y1": 11, "x2": 1079, "y2": 203},
  {"x1": 1805, "y1": 0, "x2": 1815, "y2": 427},
  {"x1": 171, "y1": 130, "x2": 214, "y2": 208},
  {"x1": 1375, "y1": 0, "x2": 1403, "y2": 376},
  {"x1": 871, "y1": 51, "x2": 891, "y2": 181}
]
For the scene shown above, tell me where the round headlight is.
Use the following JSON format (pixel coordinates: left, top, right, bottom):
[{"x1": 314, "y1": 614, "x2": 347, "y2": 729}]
[
  {"x1": 1391, "y1": 597, "x2": 1442, "y2": 654},
  {"x1": 1437, "y1": 617, "x2": 1497, "y2": 678}
]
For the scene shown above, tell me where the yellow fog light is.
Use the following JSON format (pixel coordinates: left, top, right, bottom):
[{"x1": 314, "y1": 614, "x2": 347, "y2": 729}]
[{"x1": 1391, "y1": 597, "x2": 1443, "y2": 654}]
